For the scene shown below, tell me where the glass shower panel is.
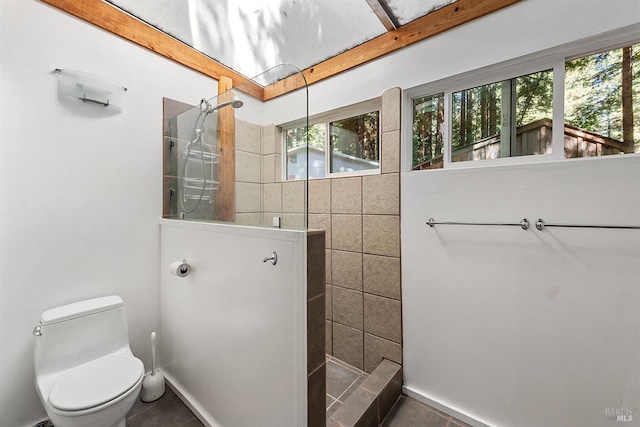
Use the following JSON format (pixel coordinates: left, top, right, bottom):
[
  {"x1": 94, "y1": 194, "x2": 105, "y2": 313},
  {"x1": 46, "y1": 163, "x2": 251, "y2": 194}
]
[
  {"x1": 169, "y1": 101, "x2": 220, "y2": 221},
  {"x1": 166, "y1": 64, "x2": 309, "y2": 230}
]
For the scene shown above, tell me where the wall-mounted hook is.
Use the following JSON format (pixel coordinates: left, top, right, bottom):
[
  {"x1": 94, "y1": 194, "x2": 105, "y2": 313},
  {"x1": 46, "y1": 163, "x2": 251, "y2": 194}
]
[{"x1": 263, "y1": 251, "x2": 277, "y2": 265}]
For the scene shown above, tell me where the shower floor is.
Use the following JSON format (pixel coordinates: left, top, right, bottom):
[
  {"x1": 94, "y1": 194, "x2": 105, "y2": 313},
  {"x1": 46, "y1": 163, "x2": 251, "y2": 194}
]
[{"x1": 325, "y1": 355, "x2": 369, "y2": 419}]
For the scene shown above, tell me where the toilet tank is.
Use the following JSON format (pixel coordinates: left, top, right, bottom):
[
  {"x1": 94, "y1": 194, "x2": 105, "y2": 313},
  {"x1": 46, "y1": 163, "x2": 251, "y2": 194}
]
[{"x1": 34, "y1": 296, "x2": 133, "y2": 376}]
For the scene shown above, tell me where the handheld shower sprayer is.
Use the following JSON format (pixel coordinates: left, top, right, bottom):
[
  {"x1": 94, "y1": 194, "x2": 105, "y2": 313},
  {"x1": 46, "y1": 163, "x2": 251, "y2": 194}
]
[{"x1": 200, "y1": 96, "x2": 243, "y2": 113}]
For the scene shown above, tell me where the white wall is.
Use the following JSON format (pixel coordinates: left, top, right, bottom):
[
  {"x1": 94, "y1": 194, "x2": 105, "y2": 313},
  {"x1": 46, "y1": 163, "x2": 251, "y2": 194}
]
[
  {"x1": 0, "y1": 1, "x2": 219, "y2": 425},
  {"x1": 159, "y1": 220, "x2": 307, "y2": 427},
  {"x1": 402, "y1": 156, "x2": 640, "y2": 426}
]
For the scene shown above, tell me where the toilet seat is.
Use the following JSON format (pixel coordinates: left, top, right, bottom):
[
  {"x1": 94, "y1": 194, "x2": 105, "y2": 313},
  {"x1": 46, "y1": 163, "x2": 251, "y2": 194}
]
[{"x1": 49, "y1": 354, "x2": 144, "y2": 412}]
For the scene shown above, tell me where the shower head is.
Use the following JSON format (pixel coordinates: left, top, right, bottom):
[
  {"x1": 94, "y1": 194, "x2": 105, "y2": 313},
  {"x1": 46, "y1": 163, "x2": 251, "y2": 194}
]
[{"x1": 210, "y1": 97, "x2": 243, "y2": 112}]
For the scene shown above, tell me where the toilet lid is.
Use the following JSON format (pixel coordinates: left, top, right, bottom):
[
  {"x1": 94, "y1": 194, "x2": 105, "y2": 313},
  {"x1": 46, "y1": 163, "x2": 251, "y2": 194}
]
[{"x1": 49, "y1": 354, "x2": 143, "y2": 411}]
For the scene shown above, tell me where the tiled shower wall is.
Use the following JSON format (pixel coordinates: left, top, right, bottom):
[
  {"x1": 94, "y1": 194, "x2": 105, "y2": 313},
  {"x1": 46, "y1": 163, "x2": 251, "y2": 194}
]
[
  {"x1": 166, "y1": 87, "x2": 402, "y2": 376},
  {"x1": 237, "y1": 87, "x2": 402, "y2": 373},
  {"x1": 311, "y1": 88, "x2": 402, "y2": 373},
  {"x1": 235, "y1": 119, "x2": 306, "y2": 229}
]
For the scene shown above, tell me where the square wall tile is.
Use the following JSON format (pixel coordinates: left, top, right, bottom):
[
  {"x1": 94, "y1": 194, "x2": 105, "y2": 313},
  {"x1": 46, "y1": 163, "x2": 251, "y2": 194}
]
[
  {"x1": 362, "y1": 174, "x2": 399, "y2": 215},
  {"x1": 364, "y1": 294, "x2": 402, "y2": 344},
  {"x1": 261, "y1": 124, "x2": 282, "y2": 155},
  {"x1": 326, "y1": 249, "x2": 332, "y2": 286},
  {"x1": 381, "y1": 87, "x2": 401, "y2": 133},
  {"x1": 364, "y1": 333, "x2": 402, "y2": 373},
  {"x1": 283, "y1": 213, "x2": 305, "y2": 229},
  {"x1": 274, "y1": 154, "x2": 282, "y2": 182},
  {"x1": 261, "y1": 124, "x2": 277, "y2": 155},
  {"x1": 333, "y1": 287, "x2": 363, "y2": 330},
  {"x1": 326, "y1": 284, "x2": 333, "y2": 320},
  {"x1": 261, "y1": 154, "x2": 276, "y2": 184},
  {"x1": 333, "y1": 323, "x2": 364, "y2": 370},
  {"x1": 307, "y1": 294, "x2": 325, "y2": 374},
  {"x1": 235, "y1": 182, "x2": 261, "y2": 212},
  {"x1": 308, "y1": 214, "x2": 331, "y2": 248},
  {"x1": 332, "y1": 250, "x2": 363, "y2": 291},
  {"x1": 263, "y1": 183, "x2": 282, "y2": 213},
  {"x1": 283, "y1": 180, "x2": 305, "y2": 213},
  {"x1": 235, "y1": 213, "x2": 261, "y2": 226},
  {"x1": 332, "y1": 214, "x2": 362, "y2": 252},
  {"x1": 363, "y1": 254, "x2": 400, "y2": 300},
  {"x1": 332, "y1": 177, "x2": 362, "y2": 214},
  {"x1": 308, "y1": 363, "x2": 326, "y2": 427},
  {"x1": 326, "y1": 319, "x2": 333, "y2": 354},
  {"x1": 235, "y1": 150, "x2": 261, "y2": 183},
  {"x1": 378, "y1": 369, "x2": 403, "y2": 421},
  {"x1": 235, "y1": 119, "x2": 261, "y2": 153},
  {"x1": 363, "y1": 215, "x2": 399, "y2": 257},
  {"x1": 307, "y1": 232, "x2": 326, "y2": 300},
  {"x1": 308, "y1": 179, "x2": 331, "y2": 214},
  {"x1": 381, "y1": 130, "x2": 400, "y2": 174}
]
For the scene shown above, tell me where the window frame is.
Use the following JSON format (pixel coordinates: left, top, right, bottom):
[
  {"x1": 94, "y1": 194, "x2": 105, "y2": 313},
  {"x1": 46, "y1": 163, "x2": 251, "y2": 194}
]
[
  {"x1": 281, "y1": 98, "x2": 382, "y2": 180},
  {"x1": 403, "y1": 28, "x2": 640, "y2": 172}
]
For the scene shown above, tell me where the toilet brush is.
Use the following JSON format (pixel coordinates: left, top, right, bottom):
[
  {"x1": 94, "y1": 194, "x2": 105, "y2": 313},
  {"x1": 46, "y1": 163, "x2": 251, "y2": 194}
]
[{"x1": 141, "y1": 331, "x2": 165, "y2": 402}]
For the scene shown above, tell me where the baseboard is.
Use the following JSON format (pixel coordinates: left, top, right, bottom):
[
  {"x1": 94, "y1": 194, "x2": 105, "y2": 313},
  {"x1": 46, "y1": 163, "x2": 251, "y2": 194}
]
[
  {"x1": 164, "y1": 373, "x2": 220, "y2": 427},
  {"x1": 402, "y1": 385, "x2": 493, "y2": 427}
]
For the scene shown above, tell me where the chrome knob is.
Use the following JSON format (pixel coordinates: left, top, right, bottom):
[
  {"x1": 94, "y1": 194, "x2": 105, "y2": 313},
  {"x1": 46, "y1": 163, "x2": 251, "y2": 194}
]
[
  {"x1": 263, "y1": 251, "x2": 278, "y2": 265},
  {"x1": 33, "y1": 325, "x2": 42, "y2": 337}
]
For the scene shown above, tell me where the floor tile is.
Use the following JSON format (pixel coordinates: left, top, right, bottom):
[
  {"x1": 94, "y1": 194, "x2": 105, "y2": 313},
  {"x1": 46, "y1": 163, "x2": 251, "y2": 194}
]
[
  {"x1": 127, "y1": 386, "x2": 175, "y2": 419},
  {"x1": 327, "y1": 395, "x2": 336, "y2": 409},
  {"x1": 326, "y1": 359, "x2": 359, "y2": 398},
  {"x1": 382, "y1": 396, "x2": 449, "y2": 427},
  {"x1": 127, "y1": 393, "x2": 203, "y2": 427}
]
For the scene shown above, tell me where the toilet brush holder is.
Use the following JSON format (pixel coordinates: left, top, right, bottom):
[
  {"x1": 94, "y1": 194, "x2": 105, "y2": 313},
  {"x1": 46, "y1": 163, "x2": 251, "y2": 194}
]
[
  {"x1": 141, "y1": 332, "x2": 165, "y2": 402},
  {"x1": 141, "y1": 369, "x2": 165, "y2": 402}
]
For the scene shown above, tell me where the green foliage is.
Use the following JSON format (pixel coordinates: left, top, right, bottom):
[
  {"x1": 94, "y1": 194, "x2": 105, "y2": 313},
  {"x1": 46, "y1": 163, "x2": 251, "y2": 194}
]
[
  {"x1": 450, "y1": 69, "x2": 553, "y2": 150},
  {"x1": 285, "y1": 123, "x2": 325, "y2": 150},
  {"x1": 516, "y1": 70, "x2": 553, "y2": 125},
  {"x1": 411, "y1": 43, "x2": 639, "y2": 167},
  {"x1": 412, "y1": 93, "x2": 444, "y2": 167},
  {"x1": 565, "y1": 43, "x2": 639, "y2": 150},
  {"x1": 330, "y1": 112, "x2": 379, "y2": 161}
]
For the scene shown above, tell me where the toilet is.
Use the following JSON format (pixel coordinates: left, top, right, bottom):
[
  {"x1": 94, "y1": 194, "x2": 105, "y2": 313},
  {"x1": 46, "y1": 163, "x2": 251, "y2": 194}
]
[{"x1": 33, "y1": 296, "x2": 145, "y2": 427}]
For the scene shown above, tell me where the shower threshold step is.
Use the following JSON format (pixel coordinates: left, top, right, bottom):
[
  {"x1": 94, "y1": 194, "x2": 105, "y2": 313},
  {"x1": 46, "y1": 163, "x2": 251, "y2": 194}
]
[{"x1": 328, "y1": 359, "x2": 402, "y2": 427}]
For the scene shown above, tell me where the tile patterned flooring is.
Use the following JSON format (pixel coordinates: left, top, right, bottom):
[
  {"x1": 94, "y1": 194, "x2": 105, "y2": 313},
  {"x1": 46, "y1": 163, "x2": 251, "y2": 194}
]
[
  {"x1": 325, "y1": 355, "x2": 370, "y2": 420},
  {"x1": 122, "y1": 357, "x2": 471, "y2": 427},
  {"x1": 126, "y1": 386, "x2": 204, "y2": 427}
]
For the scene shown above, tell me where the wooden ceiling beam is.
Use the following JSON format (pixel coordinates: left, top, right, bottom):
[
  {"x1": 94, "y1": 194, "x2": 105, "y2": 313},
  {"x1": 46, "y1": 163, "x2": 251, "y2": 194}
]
[
  {"x1": 40, "y1": 0, "x2": 521, "y2": 102},
  {"x1": 39, "y1": 0, "x2": 265, "y2": 101},
  {"x1": 263, "y1": 0, "x2": 521, "y2": 100}
]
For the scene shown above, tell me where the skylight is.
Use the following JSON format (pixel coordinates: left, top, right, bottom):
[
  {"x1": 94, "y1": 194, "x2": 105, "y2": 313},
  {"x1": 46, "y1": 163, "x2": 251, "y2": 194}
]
[{"x1": 106, "y1": 0, "x2": 457, "y2": 85}]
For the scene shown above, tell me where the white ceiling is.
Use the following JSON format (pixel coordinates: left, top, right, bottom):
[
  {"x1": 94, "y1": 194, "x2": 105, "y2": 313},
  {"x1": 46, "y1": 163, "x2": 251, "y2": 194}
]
[{"x1": 106, "y1": 0, "x2": 457, "y2": 85}]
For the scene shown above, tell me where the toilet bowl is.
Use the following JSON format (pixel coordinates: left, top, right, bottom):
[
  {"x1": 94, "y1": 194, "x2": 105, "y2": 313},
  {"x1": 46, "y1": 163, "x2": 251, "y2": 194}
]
[{"x1": 33, "y1": 296, "x2": 145, "y2": 427}]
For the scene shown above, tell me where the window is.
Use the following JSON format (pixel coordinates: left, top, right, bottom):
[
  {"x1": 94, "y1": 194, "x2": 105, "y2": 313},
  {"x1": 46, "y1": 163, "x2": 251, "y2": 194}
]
[
  {"x1": 412, "y1": 93, "x2": 444, "y2": 170},
  {"x1": 285, "y1": 123, "x2": 326, "y2": 180},
  {"x1": 284, "y1": 101, "x2": 380, "y2": 180},
  {"x1": 564, "y1": 45, "x2": 639, "y2": 157},
  {"x1": 410, "y1": 41, "x2": 639, "y2": 170},
  {"x1": 330, "y1": 112, "x2": 379, "y2": 173},
  {"x1": 452, "y1": 69, "x2": 553, "y2": 163}
]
